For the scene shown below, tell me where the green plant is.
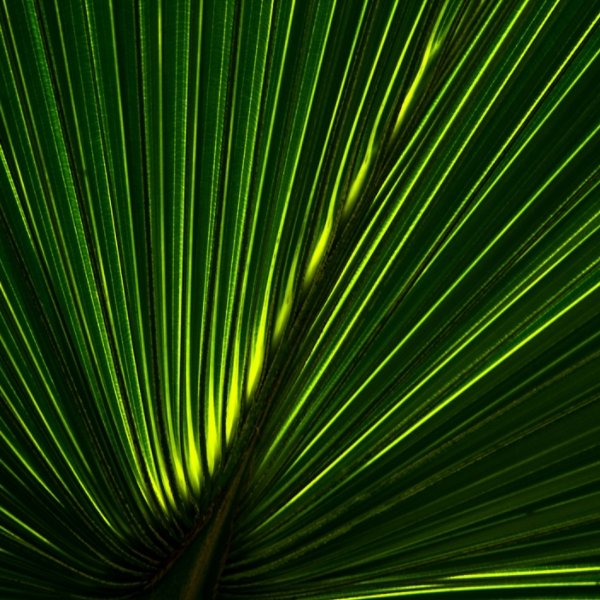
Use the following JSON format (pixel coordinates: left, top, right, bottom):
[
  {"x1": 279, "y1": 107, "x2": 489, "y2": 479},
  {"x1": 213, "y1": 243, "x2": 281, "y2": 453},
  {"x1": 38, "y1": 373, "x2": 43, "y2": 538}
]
[{"x1": 1, "y1": 0, "x2": 599, "y2": 598}]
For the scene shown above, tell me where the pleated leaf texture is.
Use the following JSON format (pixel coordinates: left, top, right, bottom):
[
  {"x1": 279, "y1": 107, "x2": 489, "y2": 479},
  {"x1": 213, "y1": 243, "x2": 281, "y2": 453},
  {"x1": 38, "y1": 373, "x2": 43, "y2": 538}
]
[{"x1": 1, "y1": 0, "x2": 600, "y2": 598}]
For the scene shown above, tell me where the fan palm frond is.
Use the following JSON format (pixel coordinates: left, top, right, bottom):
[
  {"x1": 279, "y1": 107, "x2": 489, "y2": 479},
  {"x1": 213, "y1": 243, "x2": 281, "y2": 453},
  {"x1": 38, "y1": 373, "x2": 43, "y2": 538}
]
[{"x1": 1, "y1": 0, "x2": 599, "y2": 598}]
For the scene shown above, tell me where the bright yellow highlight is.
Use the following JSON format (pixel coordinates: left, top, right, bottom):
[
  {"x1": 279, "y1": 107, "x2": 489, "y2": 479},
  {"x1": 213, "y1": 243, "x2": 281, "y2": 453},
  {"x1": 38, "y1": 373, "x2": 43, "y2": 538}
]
[
  {"x1": 149, "y1": 475, "x2": 168, "y2": 512},
  {"x1": 393, "y1": 0, "x2": 450, "y2": 137},
  {"x1": 247, "y1": 308, "x2": 267, "y2": 399},
  {"x1": 187, "y1": 438, "x2": 202, "y2": 495},
  {"x1": 173, "y1": 457, "x2": 188, "y2": 498},
  {"x1": 304, "y1": 216, "x2": 333, "y2": 285},
  {"x1": 274, "y1": 252, "x2": 299, "y2": 342},
  {"x1": 226, "y1": 350, "x2": 241, "y2": 441},
  {"x1": 393, "y1": 39, "x2": 435, "y2": 137},
  {"x1": 205, "y1": 384, "x2": 220, "y2": 474},
  {"x1": 345, "y1": 149, "x2": 372, "y2": 214}
]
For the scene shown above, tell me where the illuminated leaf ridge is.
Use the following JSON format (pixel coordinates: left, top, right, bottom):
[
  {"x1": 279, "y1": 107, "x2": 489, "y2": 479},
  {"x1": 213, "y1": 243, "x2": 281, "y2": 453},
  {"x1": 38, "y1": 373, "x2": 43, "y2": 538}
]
[{"x1": 1, "y1": 1, "x2": 599, "y2": 598}]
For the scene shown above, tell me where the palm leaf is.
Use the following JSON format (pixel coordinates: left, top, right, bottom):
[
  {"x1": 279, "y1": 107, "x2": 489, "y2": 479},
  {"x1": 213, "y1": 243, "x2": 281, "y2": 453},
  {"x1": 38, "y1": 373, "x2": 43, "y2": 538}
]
[{"x1": 1, "y1": 0, "x2": 599, "y2": 598}]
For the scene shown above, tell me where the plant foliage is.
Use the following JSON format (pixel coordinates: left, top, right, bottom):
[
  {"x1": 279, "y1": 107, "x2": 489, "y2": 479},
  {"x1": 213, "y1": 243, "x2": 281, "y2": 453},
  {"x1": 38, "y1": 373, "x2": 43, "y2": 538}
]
[{"x1": 1, "y1": 0, "x2": 600, "y2": 598}]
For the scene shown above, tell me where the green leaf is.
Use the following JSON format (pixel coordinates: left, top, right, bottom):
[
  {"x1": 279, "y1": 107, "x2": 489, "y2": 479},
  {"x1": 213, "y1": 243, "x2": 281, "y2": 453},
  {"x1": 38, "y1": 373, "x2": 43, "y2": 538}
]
[{"x1": 1, "y1": 0, "x2": 599, "y2": 598}]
